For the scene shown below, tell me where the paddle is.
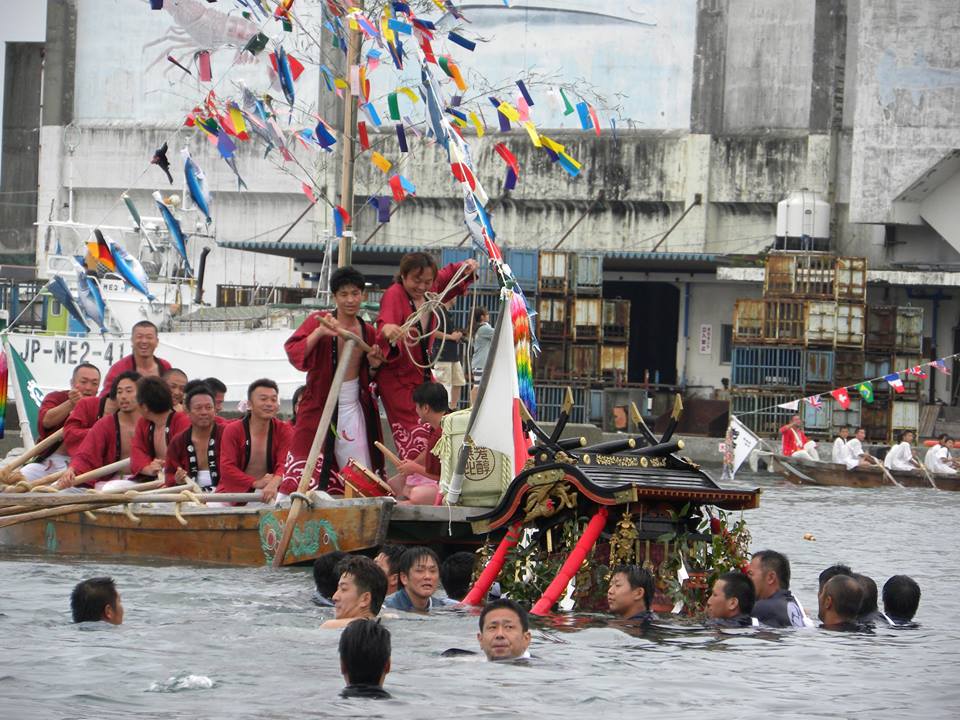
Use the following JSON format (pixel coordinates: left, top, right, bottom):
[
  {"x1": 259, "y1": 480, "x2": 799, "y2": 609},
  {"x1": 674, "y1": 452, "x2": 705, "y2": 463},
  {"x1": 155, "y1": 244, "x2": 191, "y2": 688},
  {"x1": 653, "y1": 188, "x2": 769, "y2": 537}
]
[
  {"x1": 866, "y1": 454, "x2": 903, "y2": 488},
  {"x1": 3, "y1": 458, "x2": 129, "y2": 494},
  {"x1": 2, "y1": 468, "x2": 66, "y2": 494},
  {"x1": 272, "y1": 338, "x2": 358, "y2": 568},
  {"x1": 916, "y1": 459, "x2": 938, "y2": 489},
  {"x1": 0, "y1": 428, "x2": 66, "y2": 485},
  {"x1": 0, "y1": 490, "x2": 263, "y2": 508}
]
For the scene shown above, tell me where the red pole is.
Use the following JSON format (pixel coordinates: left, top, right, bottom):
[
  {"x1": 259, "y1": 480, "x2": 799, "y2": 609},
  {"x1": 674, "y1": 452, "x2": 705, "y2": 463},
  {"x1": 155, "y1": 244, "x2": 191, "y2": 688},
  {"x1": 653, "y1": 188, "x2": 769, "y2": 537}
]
[
  {"x1": 530, "y1": 506, "x2": 609, "y2": 616},
  {"x1": 461, "y1": 521, "x2": 524, "y2": 606}
]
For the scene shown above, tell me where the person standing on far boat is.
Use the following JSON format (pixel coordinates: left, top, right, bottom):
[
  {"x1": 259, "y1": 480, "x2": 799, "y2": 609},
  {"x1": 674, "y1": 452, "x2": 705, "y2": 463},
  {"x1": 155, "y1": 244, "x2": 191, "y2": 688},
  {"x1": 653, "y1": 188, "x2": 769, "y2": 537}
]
[
  {"x1": 54, "y1": 372, "x2": 143, "y2": 491},
  {"x1": 101, "y1": 320, "x2": 171, "y2": 398},
  {"x1": 217, "y1": 379, "x2": 291, "y2": 503},
  {"x1": 130, "y1": 377, "x2": 190, "y2": 480},
  {"x1": 164, "y1": 385, "x2": 224, "y2": 490},
  {"x1": 748, "y1": 550, "x2": 808, "y2": 628},
  {"x1": 376, "y1": 253, "x2": 476, "y2": 461},
  {"x1": 884, "y1": 430, "x2": 920, "y2": 472},
  {"x1": 278, "y1": 267, "x2": 384, "y2": 499},
  {"x1": 432, "y1": 297, "x2": 466, "y2": 410},
  {"x1": 18, "y1": 362, "x2": 102, "y2": 482},
  {"x1": 470, "y1": 307, "x2": 494, "y2": 405},
  {"x1": 779, "y1": 415, "x2": 819, "y2": 461},
  {"x1": 923, "y1": 434, "x2": 957, "y2": 475}
]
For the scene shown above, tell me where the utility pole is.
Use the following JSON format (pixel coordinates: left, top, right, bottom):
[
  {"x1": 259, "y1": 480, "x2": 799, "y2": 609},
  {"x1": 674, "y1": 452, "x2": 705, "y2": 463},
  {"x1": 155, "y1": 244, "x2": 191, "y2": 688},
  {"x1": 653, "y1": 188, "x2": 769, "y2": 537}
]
[{"x1": 337, "y1": 1, "x2": 363, "y2": 269}]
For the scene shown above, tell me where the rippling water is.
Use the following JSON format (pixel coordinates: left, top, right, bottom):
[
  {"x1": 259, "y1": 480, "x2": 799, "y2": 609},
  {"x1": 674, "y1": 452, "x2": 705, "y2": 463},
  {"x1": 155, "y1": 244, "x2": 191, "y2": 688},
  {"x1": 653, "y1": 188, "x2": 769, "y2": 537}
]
[{"x1": 1, "y1": 473, "x2": 958, "y2": 719}]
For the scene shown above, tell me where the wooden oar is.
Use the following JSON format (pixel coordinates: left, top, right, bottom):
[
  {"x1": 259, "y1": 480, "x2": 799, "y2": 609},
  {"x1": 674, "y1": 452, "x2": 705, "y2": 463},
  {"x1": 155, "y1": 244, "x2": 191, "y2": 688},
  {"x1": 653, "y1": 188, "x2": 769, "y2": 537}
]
[
  {"x1": 866, "y1": 454, "x2": 903, "y2": 488},
  {"x1": 0, "y1": 428, "x2": 66, "y2": 485},
  {"x1": 272, "y1": 338, "x2": 358, "y2": 568},
  {"x1": 0, "y1": 477, "x2": 166, "y2": 529},
  {"x1": 4, "y1": 458, "x2": 129, "y2": 494},
  {"x1": 2, "y1": 468, "x2": 66, "y2": 494},
  {"x1": 374, "y1": 440, "x2": 402, "y2": 469},
  {"x1": 916, "y1": 459, "x2": 938, "y2": 489},
  {"x1": 318, "y1": 315, "x2": 374, "y2": 353}
]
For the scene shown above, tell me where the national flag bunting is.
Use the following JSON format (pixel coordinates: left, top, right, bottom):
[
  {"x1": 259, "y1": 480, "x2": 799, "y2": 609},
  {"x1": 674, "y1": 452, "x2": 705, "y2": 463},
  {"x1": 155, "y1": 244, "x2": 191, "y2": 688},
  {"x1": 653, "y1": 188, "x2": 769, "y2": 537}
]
[
  {"x1": 884, "y1": 373, "x2": 905, "y2": 393},
  {"x1": 907, "y1": 365, "x2": 928, "y2": 380},
  {"x1": 932, "y1": 359, "x2": 951, "y2": 375},
  {"x1": 805, "y1": 395, "x2": 823, "y2": 410},
  {"x1": 856, "y1": 381, "x2": 874, "y2": 403},
  {"x1": 830, "y1": 387, "x2": 851, "y2": 410}
]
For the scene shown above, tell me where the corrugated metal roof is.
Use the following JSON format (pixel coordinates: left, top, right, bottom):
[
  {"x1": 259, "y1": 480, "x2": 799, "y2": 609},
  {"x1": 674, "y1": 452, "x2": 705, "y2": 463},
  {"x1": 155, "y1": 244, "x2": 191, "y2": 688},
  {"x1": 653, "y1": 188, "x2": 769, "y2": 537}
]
[{"x1": 601, "y1": 250, "x2": 720, "y2": 262}]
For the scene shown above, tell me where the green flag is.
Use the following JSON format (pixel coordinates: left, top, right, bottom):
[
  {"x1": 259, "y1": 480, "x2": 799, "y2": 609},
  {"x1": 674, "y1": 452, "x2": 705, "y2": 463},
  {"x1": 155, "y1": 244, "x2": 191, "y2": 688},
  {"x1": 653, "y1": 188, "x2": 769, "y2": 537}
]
[
  {"x1": 857, "y1": 380, "x2": 874, "y2": 404},
  {"x1": 2, "y1": 336, "x2": 42, "y2": 446}
]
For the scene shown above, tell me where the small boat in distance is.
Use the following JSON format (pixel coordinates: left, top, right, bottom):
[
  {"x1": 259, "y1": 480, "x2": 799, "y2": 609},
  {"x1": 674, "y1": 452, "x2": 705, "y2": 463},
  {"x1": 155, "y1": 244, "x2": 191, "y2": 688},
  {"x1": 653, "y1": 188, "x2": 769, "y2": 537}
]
[{"x1": 774, "y1": 455, "x2": 960, "y2": 491}]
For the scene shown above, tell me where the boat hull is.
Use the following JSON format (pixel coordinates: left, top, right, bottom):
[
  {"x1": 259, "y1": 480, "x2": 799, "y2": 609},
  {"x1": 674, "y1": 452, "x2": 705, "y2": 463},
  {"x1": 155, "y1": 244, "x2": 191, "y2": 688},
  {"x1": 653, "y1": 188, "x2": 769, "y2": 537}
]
[
  {"x1": 774, "y1": 455, "x2": 960, "y2": 491},
  {"x1": 0, "y1": 498, "x2": 394, "y2": 567}
]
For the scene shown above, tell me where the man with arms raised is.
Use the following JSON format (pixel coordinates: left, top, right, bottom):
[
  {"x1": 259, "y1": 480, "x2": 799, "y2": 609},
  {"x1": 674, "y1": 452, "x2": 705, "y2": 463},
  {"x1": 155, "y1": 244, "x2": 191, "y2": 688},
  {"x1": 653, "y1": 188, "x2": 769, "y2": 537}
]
[
  {"x1": 279, "y1": 266, "x2": 384, "y2": 498},
  {"x1": 779, "y1": 414, "x2": 819, "y2": 461},
  {"x1": 748, "y1": 549, "x2": 807, "y2": 628},
  {"x1": 130, "y1": 377, "x2": 190, "y2": 480},
  {"x1": 478, "y1": 598, "x2": 532, "y2": 662},
  {"x1": 706, "y1": 571, "x2": 757, "y2": 627},
  {"x1": 54, "y1": 372, "x2": 142, "y2": 491},
  {"x1": 606, "y1": 564, "x2": 657, "y2": 622},
  {"x1": 101, "y1": 321, "x2": 171, "y2": 396},
  {"x1": 818, "y1": 574, "x2": 864, "y2": 631},
  {"x1": 164, "y1": 385, "x2": 224, "y2": 490},
  {"x1": 217, "y1": 379, "x2": 291, "y2": 502},
  {"x1": 71, "y1": 577, "x2": 124, "y2": 625},
  {"x1": 384, "y1": 546, "x2": 457, "y2": 612},
  {"x1": 19, "y1": 363, "x2": 101, "y2": 481},
  {"x1": 322, "y1": 556, "x2": 388, "y2": 629}
]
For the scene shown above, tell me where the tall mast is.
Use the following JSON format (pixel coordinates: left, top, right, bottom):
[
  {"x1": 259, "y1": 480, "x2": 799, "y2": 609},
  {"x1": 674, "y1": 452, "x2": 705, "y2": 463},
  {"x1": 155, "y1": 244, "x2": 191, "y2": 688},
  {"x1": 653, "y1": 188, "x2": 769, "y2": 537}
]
[{"x1": 337, "y1": 2, "x2": 363, "y2": 269}]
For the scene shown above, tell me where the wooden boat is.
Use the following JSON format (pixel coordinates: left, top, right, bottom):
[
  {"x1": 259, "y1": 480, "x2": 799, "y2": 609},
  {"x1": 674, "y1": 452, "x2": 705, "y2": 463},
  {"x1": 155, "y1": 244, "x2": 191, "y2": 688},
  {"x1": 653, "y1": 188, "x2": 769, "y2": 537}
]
[
  {"x1": 774, "y1": 455, "x2": 960, "y2": 491},
  {"x1": 0, "y1": 492, "x2": 492, "y2": 566}
]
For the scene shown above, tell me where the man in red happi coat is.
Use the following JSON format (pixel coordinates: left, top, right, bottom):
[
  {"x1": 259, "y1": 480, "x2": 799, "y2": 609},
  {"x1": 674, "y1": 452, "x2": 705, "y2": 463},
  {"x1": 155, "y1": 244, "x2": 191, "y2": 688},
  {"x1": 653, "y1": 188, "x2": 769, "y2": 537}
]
[
  {"x1": 129, "y1": 377, "x2": 191, "y2": 478},
  {"x1": 165, "y1": 385, "x2": 224, "y2": 490},
  {"x1": 278, "y1": 267, "x2": 385, "y2": 498},
  {"x1": 18, "y1": 363, "x2": 102, "y2": 482},
  {"x1": 376, "y1": 253, "x2": 476, "y2": 460},
  {"x1": 217, "y1": 379, "x2": 291, "y2": 503},
  {"x1": 101, "y1": 321, "x2": 171, "y2": 397},
  {"x1": 54, "y1": 372, "x2": 142, "y2": 490}
]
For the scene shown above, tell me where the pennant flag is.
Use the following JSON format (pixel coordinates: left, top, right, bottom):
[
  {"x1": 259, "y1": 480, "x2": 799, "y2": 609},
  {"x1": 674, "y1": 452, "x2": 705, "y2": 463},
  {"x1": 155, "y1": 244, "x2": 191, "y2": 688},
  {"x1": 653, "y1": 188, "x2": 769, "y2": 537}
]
[
  {"x1": 907, "y1": 365, "x2": 928, "y2": 380},
  {"x1": 830, "y1": 387, "x2": 851, "y2": 410},
  {"x1": 389, "y1": 174, "x2": 406, "y2": 202},
  {"x1": 445, "y1": 291, "x2": 529, "y2": 504},
  {"x1": 395, "y1": 123, "x2": 408, "y2": 152},
  {"x1": 805, "y1": 395, "x2": 823, "y2": 410},
  {"x1": 558, "y1": 87, "x2": 574, "y2": 115},
  {"x1": 932, "y1": 359, "x2": 951, "y2": 375},
  {"x1": 729, "y1": 415, "x2": 760, "y2": 478},
  {"x1": 3, "y1": 337, "x2": 42, "y2": 446},
  {"x1": 575, "y1": 101, "x2": 592, "y2": 131},
  {"x1": 301, "y1": 182, "x2": 317, "y2": 204},
  {"x1": 87, "y1": 233, "x2": 116, "y2": 272},
  {"x1": 856, "y1": 381, "x2": 874, "y2": 403},
  {"x1": 517, "y1": 80, "x2": 534, "y2": 106},
  {"x1": 884, "y1": 373, "x2": 905, "y2": 393},
  {"x1": 357, "y1": 121, "x2": 370, "y2": 150},
  {"x1": 448, "y1": 31, "x2": 476, "y2": 51},
  {"x1": 777, "y1": 400, "x2": 800, "y2": 411},
  {"x1": 370, "y1": 152, "x2": 392, "y2": 173},
  {"x1": 377, "y1": 196, "x2": 392, "y2": 223}
]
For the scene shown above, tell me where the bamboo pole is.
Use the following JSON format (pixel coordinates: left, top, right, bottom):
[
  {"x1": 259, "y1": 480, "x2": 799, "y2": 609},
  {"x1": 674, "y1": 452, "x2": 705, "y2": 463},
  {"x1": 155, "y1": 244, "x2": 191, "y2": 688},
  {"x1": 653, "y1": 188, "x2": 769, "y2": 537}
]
[
  {"x1": 0, "y1": 477, "x2": 166, "y2": 528},
  {"x1": 272, "y1": 338, "x2": 358, "y2": 568},
  {"x1": 2, "y1": 468, "x2": 66, "y2": 494},
  {"x1": 4, "y1": 458, "x2": 129, "y2": 494},
  {"x1": 0, "y1": 491, "x2": 263, "y2": 507},
  {"x1": 0, "y1": 428, "x2": 66, "y2": 485}
]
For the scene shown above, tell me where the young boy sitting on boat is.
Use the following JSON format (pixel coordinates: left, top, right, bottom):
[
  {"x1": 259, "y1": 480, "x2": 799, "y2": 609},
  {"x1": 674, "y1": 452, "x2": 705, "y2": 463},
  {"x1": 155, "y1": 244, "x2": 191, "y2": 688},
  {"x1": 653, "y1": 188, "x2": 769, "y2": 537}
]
[
  {"x1": 386, "y1": 382, "x2": 449, "y2": 504},
  {"x1": 277, "y1": 266, "x2": 384, "y2": 499}
]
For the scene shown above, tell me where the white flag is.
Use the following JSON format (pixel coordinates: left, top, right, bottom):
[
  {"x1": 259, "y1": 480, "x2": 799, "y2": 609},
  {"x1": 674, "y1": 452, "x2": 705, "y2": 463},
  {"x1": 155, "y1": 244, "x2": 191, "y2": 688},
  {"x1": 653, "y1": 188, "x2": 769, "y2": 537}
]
[
  {"x1": 729, "y1": 415, "x2": 759, "y2": 477},
  {"x1": 777, "y1": 399, "x2": 800, "y2": 411}
]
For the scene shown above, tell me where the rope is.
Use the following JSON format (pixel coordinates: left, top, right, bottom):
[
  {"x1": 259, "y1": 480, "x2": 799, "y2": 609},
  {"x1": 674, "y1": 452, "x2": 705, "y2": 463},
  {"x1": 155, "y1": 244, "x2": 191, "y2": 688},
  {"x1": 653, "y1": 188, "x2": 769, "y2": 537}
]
[{"x1": 393, "y1": 262, "x2": 476, "y2": 371}]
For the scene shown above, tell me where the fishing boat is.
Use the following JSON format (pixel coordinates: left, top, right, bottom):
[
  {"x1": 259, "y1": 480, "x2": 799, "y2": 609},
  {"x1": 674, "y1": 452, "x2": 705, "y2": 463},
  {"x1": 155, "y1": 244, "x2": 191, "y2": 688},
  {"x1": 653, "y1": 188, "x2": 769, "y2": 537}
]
[{"x1": 774, "y1": 454, "x2": 960, "y2": 491}]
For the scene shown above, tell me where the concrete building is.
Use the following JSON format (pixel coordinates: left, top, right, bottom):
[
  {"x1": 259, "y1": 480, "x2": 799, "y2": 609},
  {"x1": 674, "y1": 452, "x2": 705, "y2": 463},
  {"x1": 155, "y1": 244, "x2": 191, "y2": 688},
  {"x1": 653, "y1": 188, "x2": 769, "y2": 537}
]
[{"x1": 6, "y1": 0, "x2": 960, "y2": 408}]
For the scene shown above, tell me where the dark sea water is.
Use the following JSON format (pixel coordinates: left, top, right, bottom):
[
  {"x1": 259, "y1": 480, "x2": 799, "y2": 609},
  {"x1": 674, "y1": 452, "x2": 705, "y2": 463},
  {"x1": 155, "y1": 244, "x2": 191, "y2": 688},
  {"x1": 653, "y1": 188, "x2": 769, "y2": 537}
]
[{"x1": 1, "y1": 472, "x2": 958, "y2": 719}]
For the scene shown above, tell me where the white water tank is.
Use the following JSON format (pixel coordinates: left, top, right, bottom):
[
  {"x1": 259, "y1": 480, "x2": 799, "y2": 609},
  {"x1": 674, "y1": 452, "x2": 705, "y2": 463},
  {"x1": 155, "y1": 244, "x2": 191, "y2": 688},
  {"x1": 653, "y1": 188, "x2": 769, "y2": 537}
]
[{"x1": 776, "y1": 190, "x2": 831, "y2": 241}]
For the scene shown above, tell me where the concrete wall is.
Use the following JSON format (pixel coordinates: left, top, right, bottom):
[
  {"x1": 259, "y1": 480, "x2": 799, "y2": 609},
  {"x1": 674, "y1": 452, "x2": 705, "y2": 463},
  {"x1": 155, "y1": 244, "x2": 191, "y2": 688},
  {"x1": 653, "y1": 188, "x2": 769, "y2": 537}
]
[
  {"x1": 848, "y1": 0, "x2": 960, "y2": 224},
  {"x1": 0, "y1": 2, "x2": 46, "y2": 176}
]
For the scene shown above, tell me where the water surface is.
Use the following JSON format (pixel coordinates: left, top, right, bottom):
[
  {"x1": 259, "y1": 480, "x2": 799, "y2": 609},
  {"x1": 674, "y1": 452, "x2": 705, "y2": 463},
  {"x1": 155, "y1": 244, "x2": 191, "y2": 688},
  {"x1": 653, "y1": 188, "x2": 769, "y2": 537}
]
[{"x1": 1, "y1": 473, "x2": 957, "y2": 719}]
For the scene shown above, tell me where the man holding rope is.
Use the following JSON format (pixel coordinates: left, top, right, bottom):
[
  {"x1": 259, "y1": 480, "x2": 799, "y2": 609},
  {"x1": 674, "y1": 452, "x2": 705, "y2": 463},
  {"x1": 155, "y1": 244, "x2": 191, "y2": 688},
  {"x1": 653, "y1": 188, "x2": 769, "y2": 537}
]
[{"x1": 376, "y1": 252, "x2": 477, "y2": 461}]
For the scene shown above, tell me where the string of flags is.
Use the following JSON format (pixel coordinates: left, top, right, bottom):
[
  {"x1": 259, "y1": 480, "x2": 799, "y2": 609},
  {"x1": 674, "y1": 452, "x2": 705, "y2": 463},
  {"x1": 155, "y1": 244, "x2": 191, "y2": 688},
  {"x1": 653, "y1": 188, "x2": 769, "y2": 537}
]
[{"x1": 736, "y1": 354, "x2": 959, "y2": 417}]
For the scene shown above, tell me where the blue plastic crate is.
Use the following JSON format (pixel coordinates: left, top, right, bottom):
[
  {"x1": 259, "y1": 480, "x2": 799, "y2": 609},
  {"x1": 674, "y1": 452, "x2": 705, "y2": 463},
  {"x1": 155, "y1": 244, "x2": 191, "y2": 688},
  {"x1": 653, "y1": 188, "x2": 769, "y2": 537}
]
[{"x1": 731, "y1": 346, "x2": 804, "y2": 388}]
